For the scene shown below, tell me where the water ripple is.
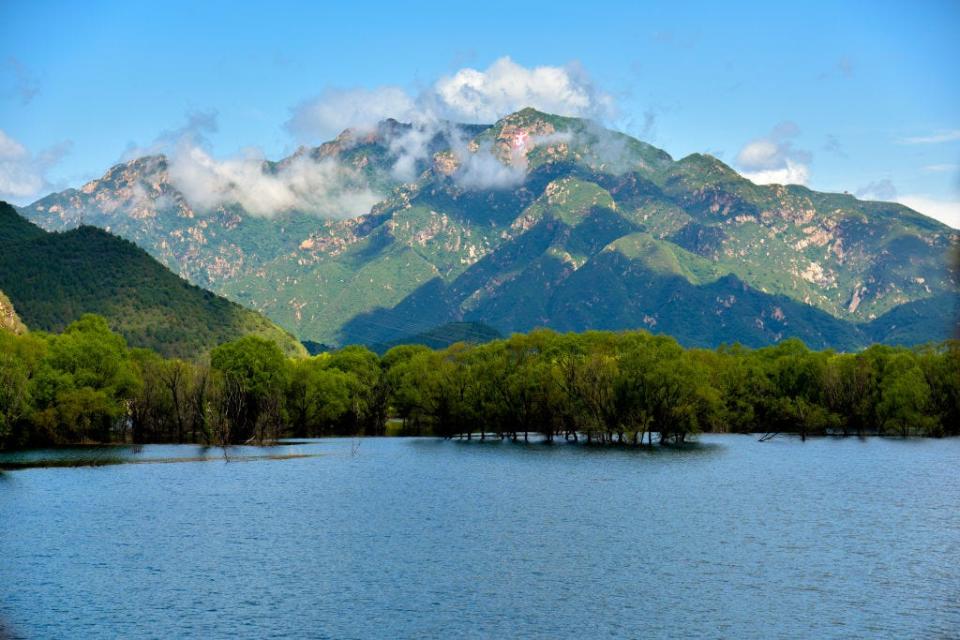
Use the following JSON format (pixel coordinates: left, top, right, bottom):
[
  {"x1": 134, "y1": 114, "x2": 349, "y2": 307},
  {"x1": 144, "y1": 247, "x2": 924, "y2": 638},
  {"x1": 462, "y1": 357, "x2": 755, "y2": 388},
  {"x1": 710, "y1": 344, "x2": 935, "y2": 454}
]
[{"x1": 1, "y1": 435, "x2": 959, "y2": 638}]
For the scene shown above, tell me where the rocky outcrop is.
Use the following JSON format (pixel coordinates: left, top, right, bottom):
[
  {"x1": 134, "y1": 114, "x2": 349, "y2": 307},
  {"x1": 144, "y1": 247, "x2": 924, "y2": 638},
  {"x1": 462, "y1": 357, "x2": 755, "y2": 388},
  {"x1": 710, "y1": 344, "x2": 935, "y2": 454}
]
[{"x1": 0, "y1": 291, "x2": 26, "y2": 335}]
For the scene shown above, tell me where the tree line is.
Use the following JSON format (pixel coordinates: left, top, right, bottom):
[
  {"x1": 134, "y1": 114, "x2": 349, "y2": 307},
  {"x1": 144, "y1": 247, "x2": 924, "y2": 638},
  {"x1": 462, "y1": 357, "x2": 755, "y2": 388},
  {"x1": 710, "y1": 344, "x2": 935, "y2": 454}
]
[{"x1": 1, "y1": 314, "x2": 958, "y2": 450}]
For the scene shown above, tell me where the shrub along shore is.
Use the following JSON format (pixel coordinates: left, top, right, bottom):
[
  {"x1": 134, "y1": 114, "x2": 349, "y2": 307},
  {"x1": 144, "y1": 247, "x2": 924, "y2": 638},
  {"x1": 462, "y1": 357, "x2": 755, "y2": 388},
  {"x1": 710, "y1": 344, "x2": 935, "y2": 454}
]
[{"x1": 1, "y1": 313, "x2": 957, "y2": 450}]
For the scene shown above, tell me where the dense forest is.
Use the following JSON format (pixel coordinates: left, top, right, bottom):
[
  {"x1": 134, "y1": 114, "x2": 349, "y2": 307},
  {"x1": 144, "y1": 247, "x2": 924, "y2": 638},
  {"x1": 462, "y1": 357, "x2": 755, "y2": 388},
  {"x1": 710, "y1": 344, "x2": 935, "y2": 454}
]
[
  {"x1": 1, "y1": 313, "x2": 957, "y2": 450},
  {"x1": 0, "y1": 202, "x2": 304, "y2": 358}
]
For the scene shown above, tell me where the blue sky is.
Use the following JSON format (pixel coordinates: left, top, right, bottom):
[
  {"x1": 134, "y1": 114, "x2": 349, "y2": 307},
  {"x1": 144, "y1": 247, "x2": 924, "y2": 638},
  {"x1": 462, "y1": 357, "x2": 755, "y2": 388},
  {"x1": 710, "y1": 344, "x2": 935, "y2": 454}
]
[{"x1": 1, "y1": 0, "x2": 959, "y2": 226}]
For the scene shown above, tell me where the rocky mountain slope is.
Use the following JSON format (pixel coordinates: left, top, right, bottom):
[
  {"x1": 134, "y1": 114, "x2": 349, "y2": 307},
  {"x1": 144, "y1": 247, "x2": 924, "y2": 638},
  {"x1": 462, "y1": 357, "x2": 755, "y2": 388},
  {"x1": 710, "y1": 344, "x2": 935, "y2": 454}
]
[
  {"x1": 0, "y1": 290, "x2": 27, "y2": 335},
  {"x1": 19, "y1": 109, "x2": 959, "y2": 349},
  {"x1": 0, "y1": 202, "x2": 305, "y2": 357}
]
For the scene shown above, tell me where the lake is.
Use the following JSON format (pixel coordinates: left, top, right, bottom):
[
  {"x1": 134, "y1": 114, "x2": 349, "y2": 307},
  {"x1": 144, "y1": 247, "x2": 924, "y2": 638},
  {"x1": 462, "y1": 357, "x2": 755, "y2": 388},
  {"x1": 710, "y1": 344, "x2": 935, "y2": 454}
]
[{"x1": 1, "y1": 435, "x2": 958, "y2": 639}]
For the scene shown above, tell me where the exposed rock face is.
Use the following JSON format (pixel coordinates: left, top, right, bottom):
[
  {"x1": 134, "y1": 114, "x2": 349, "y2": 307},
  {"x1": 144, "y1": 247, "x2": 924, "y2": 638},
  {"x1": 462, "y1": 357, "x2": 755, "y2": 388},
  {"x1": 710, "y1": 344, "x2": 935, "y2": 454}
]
[
  {"x1": 0, "y1": 291, "x2": 27, "y2": 335},
  {"x1": 18, "y1": 109, "x2": 959, "y2": 348}
]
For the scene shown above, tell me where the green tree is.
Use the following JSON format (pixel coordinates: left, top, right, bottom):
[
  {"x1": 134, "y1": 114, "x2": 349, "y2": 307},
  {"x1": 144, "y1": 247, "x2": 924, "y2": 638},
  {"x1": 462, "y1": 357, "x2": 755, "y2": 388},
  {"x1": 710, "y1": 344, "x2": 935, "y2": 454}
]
[
  {"x1": 32, "y1": 315, "x2": 142, "y2": 443},
  {"x1": 210, "y1": 335, "x2": 289, "y2": 443},
  {"x1": 916, "y1": 342, "x2": 960, "y2": 437},
  {"x1": 877, "y1": 354, "x2": 936, "y2": 436},
  {"x1": 325, "y1": 346, "x2": 387, "y2": 435},
  {"x1": 286, "y1": 356, "x2": 352, "y2": 437}
]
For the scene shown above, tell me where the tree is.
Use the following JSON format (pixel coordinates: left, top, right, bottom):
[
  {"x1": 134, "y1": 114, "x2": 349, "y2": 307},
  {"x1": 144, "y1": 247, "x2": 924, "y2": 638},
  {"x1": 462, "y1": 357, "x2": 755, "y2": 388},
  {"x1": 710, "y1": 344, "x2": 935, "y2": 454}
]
[
  {"x1": 916, "y1": 341, "x2": 960, "y2": 437},
  {"x1": 0, "y1": 351, "x2": 28, "y2": 443},
  {"x1": 286, "y1": 357, "x2": 352, "y2": 437},
  {"x1": 128, "y1": 349, "x2": 173, "y2": 443},
  {"x1": 383, "y1": 345, "x2": 433, "y2": 432},
  {"x1": 210, "y1": 335, "x2": 289, "y2": 443},
  {"x1": 325, "y1": 346, "x2": 387, "y2": 435},
  {"x1": 877, "y1": 354, "x2": 936, "y2": 436},
  {"x1": 35, "y1": 315, "x2": 142, "y2": 443}
]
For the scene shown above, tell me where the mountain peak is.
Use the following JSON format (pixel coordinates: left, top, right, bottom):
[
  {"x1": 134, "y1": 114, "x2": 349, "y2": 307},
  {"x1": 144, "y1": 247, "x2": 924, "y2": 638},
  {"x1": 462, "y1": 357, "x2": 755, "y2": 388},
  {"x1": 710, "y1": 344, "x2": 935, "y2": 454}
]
[
  {"x1": 493, "y1": 107, "x2": 585, "y2": 131},
  {"x1": 509, "y1": 106, "x2": 554, "y2": 119}
]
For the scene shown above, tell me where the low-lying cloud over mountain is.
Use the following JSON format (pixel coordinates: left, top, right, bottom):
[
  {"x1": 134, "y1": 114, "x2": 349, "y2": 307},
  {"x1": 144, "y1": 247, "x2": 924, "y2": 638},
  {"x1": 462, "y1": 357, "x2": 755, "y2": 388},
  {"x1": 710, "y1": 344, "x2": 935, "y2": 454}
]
[
  {"x1": 0, "y1": 129, "x2": 71, "y2": 200},
  {"x1": 735, "y1": 122, "x2": 812, "y2": 186},
  {"x1": 85, "y1": 58, "x2": 617, "y2": 218},
  {"x1": 286, "y1": 57, "x2": 614, "y2": 141},
  {"x1": 168, "y1": 144, "x2": 381, "y2": 219}
]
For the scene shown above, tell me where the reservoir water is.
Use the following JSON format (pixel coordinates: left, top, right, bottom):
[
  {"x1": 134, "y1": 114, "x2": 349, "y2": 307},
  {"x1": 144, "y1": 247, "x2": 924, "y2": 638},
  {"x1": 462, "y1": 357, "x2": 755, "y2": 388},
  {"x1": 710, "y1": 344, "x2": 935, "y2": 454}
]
[{"x1": 1, "y1": 435, "x2": 958, "y2": 639}]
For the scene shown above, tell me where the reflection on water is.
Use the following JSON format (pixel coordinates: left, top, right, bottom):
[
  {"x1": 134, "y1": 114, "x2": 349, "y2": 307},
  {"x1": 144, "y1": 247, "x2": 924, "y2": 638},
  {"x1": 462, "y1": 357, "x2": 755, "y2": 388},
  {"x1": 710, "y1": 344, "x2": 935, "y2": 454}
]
[
  {"x1": 448, "y1": 435, "x2": 726, "y2": 454},
  {"x1": 0, "y1": 443, "x2": 319, "y2": 470},
  {"x1": 1, "y1": 435, "x2": 959, "y2": 639}
]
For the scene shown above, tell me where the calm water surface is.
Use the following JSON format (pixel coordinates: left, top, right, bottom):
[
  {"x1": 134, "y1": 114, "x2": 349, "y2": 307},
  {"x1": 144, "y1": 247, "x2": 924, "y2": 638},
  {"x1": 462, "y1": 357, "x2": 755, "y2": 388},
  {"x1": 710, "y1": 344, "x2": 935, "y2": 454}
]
[{"x1": 1, "y1": 435, "x2": 958, "y2": 639}]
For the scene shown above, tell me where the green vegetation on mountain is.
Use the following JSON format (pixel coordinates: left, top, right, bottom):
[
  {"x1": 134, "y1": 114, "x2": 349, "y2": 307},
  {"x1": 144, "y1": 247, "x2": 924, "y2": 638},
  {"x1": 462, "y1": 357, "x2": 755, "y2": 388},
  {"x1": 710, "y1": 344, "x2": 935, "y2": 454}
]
[
  {"x1": 607, "y1": 232, "x2": 721, "y2": 284},
  {"x1": 370, "y1": 321, "x2": 502, "y2": 354},
  {"x1": 20, "y1": 109, "x2": 959, "y2": 349},
  {"x1": 3, "y1": 318, "x2": 957, "y2": 451},
  {"x1": 0, "y1": 202, "x2": 305, "y2": 358}
]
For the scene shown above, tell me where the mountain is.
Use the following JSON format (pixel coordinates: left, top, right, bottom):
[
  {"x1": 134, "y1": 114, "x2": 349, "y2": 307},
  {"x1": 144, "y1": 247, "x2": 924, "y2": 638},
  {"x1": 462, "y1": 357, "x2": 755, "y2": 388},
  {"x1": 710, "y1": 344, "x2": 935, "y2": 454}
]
[
  {"x1": 0, "y1": 202, "x2": 305, "y2": 357},
  {"x1": 369, "y1": 322, "x2": 503, "y2": 354},
  {"x1": 0, "y1": 290, "x2": 27, "y2": 335},
  {"x1": 19, "y1": 109, "x2": 959, "y2": 349},
  {"x1": 863, "y1": 293, "x2": 959, "y2": 345}
]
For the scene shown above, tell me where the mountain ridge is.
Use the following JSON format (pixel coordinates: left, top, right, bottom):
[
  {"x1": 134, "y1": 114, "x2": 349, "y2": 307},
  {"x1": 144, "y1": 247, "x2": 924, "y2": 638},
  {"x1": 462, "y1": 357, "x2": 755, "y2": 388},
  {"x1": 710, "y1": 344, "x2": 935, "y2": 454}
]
[{"x1": 18, "y1": 108, "x2": 959, "y2": 350}]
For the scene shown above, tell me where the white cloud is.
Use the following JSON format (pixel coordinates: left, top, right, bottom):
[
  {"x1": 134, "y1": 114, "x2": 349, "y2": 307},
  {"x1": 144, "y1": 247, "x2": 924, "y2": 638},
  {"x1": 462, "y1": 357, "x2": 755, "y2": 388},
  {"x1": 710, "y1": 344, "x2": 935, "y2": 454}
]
[
  {"x1": 167, "y1": 142, "x2": 381, "y2": 218},
  {"x1": 449, "y1": 130, "x2": 574, "y2": 191},
  {"x1": 451, "y1": 139, "x2": 527, "y2": 191},
  {"x1": 286, "y1": 87, "x2": 416, "y2": 142},
  {"x1": 0, "y1": 129, "x2": 71, "y2": 202},
  {"x1": 739, "y1": 160, "x2": 810, "y2": 186},
  {"x1": 735, "y1": 139, "x2": 780, "y2": 170},
  {"x1": 0, "y1": 131, "x2": 38, "y2": 197},
  {"x1": 896, "y1": 195, "x2": 960, "y2": 229},
  {"x1": 900, "y1": 130, "x2": 960, "y2": 145},
  {"x1": 387, "y1": 123, "x2": 442, "y2": 182},
  {"x1": 736, "y1": 122, "x2": 811, "y2": 186},
  {"x1": 453, "y1": 148, "x2": 527, "y2": 191},
  {"x1": 430, "y1": 57, "x2": 614, "y2": 124},
  {"x1": 277, "y1": 57, "x2": 620, "y2": 195},
  {"x1": 286, "y1": 57, "x2": 614, "y2": 143},
  {"x1": 119, "y1": 112, "x2": 383, "y2": 219},
  {"x1": 123, "y1": 110, "x2": 218, "y2": 160}
]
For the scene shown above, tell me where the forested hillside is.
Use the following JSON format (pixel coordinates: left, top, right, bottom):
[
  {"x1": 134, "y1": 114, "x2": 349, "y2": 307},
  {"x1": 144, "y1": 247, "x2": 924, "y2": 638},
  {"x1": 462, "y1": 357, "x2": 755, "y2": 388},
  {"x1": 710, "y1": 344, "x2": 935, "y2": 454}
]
[{"x1": 0, "y1": 202, "x2": 305, "y2": 358}]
